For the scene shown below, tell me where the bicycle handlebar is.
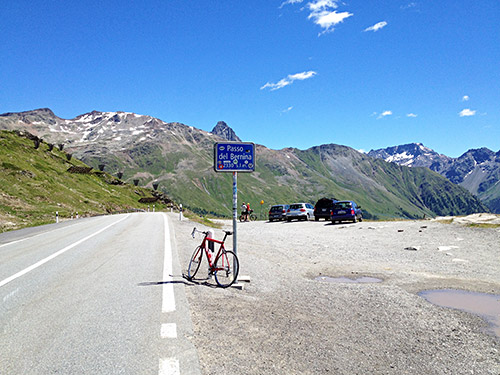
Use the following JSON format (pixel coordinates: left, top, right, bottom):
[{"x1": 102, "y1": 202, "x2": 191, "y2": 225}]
[
  {"x1": 191, "y1": 227, "x2": 207, "y2": 238},
  {"x1": 191, "y1": 227, "x2": 233, "y2": 238}
]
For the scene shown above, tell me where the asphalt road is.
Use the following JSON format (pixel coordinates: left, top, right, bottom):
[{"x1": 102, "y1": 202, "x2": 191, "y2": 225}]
[
  {"x1": 3, "y1": 213, "x2": 500, "y2": 375},
  {"x1": 0, "y1": 213, "x2": 199, "y2": 375}
]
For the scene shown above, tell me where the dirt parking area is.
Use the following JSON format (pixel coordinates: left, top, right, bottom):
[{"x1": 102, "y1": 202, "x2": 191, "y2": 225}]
[{"x1": 171, "y1": 215, "x2": 500, "y2": 375}]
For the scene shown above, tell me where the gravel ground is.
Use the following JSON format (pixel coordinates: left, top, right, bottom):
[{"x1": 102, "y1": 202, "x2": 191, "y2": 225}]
[{"x1": 171, "y1": 215, "x2": 500, "y2": 375}]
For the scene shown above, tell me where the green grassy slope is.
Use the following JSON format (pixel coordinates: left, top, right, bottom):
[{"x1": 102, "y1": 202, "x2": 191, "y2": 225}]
[{"x1": 0, "y1": 131, "x2": 170, "y2": 232}]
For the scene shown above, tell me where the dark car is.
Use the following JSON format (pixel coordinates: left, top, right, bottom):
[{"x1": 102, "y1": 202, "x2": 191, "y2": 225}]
[
  {"x1": 314, "y1": 197, "x2": 337, "y2": 221},
  {"x1": 268, "y1": 204, "x2": 290, "y2": 222},
  {"x1": 330, "y1": 200, "x2": 362, "y2": 223}
]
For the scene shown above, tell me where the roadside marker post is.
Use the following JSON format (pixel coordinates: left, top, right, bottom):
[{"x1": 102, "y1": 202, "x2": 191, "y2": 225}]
[{"x1": 214, "y1": 142, "x2": 255, "y2": 286}]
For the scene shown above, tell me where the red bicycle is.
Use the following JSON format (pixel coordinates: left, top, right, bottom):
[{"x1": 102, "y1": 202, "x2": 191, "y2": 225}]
[{"x1": 187, "y1": 228, "x2": 239, "y2": 288}]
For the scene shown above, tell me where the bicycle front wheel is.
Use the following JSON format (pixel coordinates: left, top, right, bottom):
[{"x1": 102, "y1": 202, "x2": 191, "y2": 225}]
[
  {"x1": 214, "y1": 250, "x2": 239, "y2": 288},
  {"x1": 250, "y1": 214, "x2": 257, "y2": 221},
  {"x1": 187, "y1": 246, "x2": 203, "y2": 280}
]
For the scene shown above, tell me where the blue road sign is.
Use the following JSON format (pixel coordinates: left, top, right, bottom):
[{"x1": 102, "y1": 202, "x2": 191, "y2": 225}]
[{"x1": 214, "y1": 142, "x2": 255, "y2": 172}]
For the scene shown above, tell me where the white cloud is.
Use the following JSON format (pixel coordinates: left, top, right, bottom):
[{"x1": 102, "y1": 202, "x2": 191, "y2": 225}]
[
  {"x1": 459, "y1": 109, "x2": 476, "y2": 117},
  {"x1": 261, "y1": 79, "x2": 291, "y2": 91},
  {"x1": 306, "y1": 0, "x2": 353, "y2": 35},
  {"x1": 261, "y1": 70, "x2": 317, "y2": 91},
  {"x1": 280, "y1": 0, "x2": 353, "y2": 35},
  {"x1": 462, "y1": 95, "x2": 470, "y2": 101},
  {"x1": 401, "y1": 2, "x2": 417, "y2": 10},
  {"x1": 280, "y1": 106, "x2": 294, "y2": 114},
  {"x1": 288, "y1": 71, "x2": 316, "y2": 80},
  {"x1": 307, "y1": 0, "x2": 338, "y2": 12},
  {"x1": 364, "y1": 21, "x2": 388, "y2": 32},
  {"x1": 309, "y1": 10, "x2": 353, "y2": 34},
  {"x1": 377, "y1": 110, "x2": 392, "y2": 119},
  {"x1": 407, "y1": 113, "x2": 418, "y2": 118},
  {"x1": 279, "y1": 0, "x2": 303, "y2": 8}
]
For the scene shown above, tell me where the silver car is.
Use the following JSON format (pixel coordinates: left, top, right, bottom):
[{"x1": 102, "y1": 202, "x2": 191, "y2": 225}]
[{"x1": 286, "y1": 203, "x2": 314, "y2": 221}]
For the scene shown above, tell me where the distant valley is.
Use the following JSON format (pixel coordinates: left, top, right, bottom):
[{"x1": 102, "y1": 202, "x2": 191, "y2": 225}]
[{"x1": 0, "y1": 108, "x2": 489, "y2": 220}]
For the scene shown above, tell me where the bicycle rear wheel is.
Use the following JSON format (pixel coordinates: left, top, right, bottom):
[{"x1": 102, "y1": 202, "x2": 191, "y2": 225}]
[
  {"x1": 214, "y1": 250, "x2": 239, "y2": 288},
  {"x1": 187, "y1": 246, "x2": 203, "y2": 280}
]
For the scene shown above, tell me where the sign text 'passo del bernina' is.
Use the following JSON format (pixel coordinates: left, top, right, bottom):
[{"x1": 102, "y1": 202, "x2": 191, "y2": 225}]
[{"x1": 214, "y1": 142, "x2": 255, "y2": 173}]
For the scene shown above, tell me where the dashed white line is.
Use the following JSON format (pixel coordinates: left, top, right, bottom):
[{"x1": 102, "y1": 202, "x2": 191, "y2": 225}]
[
  {"x1": 159, "y1": 358, "x2": 180, "y2": 375},
  {"x1": 0, "y1": 215, "x2": 130, "y2": 288},
  {"x1": 160, "y1": 214, "x2": 181, "y2": 375},
  {"x1": 161, "y1": 323, "x2": 178, "y2": 339}
]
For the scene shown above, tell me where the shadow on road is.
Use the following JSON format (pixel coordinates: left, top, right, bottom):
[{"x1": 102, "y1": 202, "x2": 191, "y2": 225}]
[
  {"x1": 138, "y1": 274, "x2": 219, "y2": 288},
  {"x1": 137, "y1": 277, "x2": 190, "y2": 287}
]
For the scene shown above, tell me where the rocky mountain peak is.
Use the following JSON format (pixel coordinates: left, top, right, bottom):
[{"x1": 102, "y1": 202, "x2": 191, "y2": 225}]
[
  {"x1": 368, "y1": 143, "x2": 442, "y2": 167},
  {"x1": 210, "y1": 121, "x2": 241, "y2": 142},
  {"x1": 460, "y1": 148, "x2": 495, "y2": 164}
]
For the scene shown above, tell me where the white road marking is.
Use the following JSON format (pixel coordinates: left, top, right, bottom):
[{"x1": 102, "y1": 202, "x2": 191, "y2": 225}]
[
  {"x1": 162, "y1": 214, "x2": 176, "y2": 313},
  {"x1": 161, "y1": 323, "x2": 177, "y2": 339},
  {"x1": 159, "y1": 358, "x2": 180, "y2": 375},
  {"x1": 0, "y1": 215, "x2": 130, "y2": 288},
  {"x1": 2, "y1": 287, "x2": 19, "y2": 302},
  {"x1": 0, "y1": 222, "x2": 81, "y2": 249}
]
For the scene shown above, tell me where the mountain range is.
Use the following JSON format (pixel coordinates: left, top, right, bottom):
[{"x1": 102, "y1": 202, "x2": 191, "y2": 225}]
[
  {"x1": 368, "y1": 143, "x2": 500, "y2": 213},
  {"x1": 0, "y1": 108, "x2": 489, "y2": 219}
]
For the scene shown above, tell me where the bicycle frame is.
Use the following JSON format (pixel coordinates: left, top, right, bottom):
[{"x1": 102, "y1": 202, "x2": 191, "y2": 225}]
[{"x1": 199, "y1": 231, "x2": 230, "y2": 270}]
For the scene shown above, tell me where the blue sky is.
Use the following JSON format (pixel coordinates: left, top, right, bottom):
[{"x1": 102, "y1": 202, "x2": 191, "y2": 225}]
[{"x1": 1, "y1": 0, "x2": 499, "y2": 157}]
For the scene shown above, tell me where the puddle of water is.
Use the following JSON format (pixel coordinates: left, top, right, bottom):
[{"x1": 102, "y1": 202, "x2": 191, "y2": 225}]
[
  {"x1": 419, "y1": 289, "x2": 500, "y2": 338},
  {"x1": 315, "y1": 276, "x2": 382, "y2": 284}
]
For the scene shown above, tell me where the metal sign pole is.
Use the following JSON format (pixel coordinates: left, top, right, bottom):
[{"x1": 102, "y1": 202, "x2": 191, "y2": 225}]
[
  {"x1": 232, "y1": 171, "x2": 238, "y2": 283},
  {"x1": 214, "y1": 142, "x2": 255, "y2": 287}
]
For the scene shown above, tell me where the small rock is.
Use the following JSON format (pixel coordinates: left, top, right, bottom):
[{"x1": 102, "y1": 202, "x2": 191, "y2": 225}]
[
  {"x1": 404, "y1": 246, "x2": 420, "y2": 251},
  {"x1": 398, "y1": 229, "x2": 404, "y2": 232}
]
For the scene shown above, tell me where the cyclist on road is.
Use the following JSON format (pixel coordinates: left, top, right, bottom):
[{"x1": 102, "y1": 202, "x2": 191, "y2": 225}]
[
  {"x1": 241, "y1": 202, "x2": 248, "y2": 221},
  {"x1": 245, "y1": 202, "x2": 252, "y2": 222}
]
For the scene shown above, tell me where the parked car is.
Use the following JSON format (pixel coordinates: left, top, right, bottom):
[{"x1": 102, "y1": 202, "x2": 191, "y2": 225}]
[
  {"x1": 330, "y1": 200, "x2": 363, "y2": 223},
  {"x1": 268, "y1": 204, "x2": 290, "y2": 222},
  {"x1": 286, "y1": 203, "x2": 314, "y2": 221},
  {"x1": 314, "y1": 197, "x2": 337, "y2": 221}
]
